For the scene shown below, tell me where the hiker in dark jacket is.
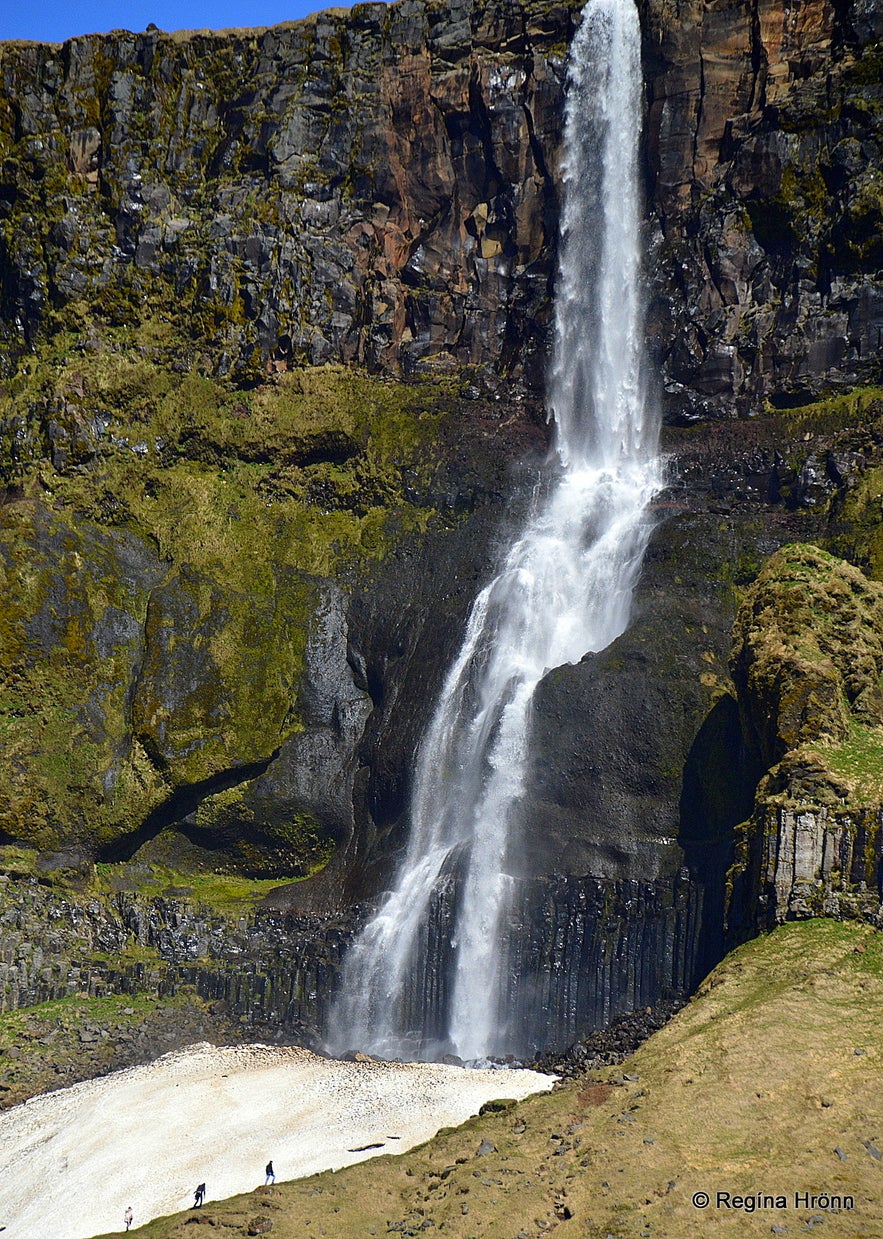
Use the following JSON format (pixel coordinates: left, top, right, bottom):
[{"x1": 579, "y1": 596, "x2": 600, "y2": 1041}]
[
  {"x1": 265, "y1": 1161, "x2": 275, "y2": 1185},
  {"x1": 194, "y1": 1183, "x2": 206, "y2": 1208}
]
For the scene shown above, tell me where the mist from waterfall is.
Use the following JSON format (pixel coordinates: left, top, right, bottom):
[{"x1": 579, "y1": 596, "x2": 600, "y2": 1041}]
[{"x1": 327, "y1": 0, "x2": 661, "y2": 1062}]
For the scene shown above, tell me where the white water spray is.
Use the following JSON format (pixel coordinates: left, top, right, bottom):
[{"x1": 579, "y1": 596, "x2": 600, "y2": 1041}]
[{"x1": 329, "y1": 0, "x2": 661, "y2": 1062}]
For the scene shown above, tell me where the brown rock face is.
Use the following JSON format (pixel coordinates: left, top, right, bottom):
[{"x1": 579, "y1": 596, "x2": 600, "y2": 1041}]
[
  {"x1": 0, "y1": 0, "x2": 579, "y2": 389},
  {"x1": 1, "y1": 0, "x2": 880, "y2": 412},
  {"x1": 641, "y1": 0, "x2": 883, "y2": 418}
]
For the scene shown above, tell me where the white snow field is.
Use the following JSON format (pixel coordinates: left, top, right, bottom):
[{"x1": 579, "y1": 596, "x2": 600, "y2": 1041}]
[{"x1": 0, "y1": 1041, "x2": 554, "y2": 1238}]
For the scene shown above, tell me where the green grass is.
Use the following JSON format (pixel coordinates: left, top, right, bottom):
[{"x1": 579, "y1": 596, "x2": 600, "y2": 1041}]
[
  {"x1": 87, "y1": 920, "x2": 883, "y2": 1239},
  {"x1": 0, "y1": 991, "x2": 163, "y2": 1042},
  {"x1": 776, "y1": 384, "x2": 883, "y2": 436},
  {"x1": 0, "y1": 844, "x2": 42, "y2": 875},
  {"x1": 820, "y1": 718, "x2": 883, "y2": 802}
]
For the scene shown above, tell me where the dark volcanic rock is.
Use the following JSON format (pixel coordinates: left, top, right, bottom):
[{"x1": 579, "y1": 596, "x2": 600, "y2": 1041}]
[
  {"x1": 640, "y1": 0, "x2": 883, "y2": 417},
  {"x1": 529, "y1": 997, "x2": 684, "y2": 1078},
  {"x1": 0, "y1": 0, "x2": 880, "y2": 409},
  {"x1": 521, "y1": 509, "x2": 742, "y2": 885},
  {"x1": 0, "y1": 0, "x2": 579, "y2": 390}
]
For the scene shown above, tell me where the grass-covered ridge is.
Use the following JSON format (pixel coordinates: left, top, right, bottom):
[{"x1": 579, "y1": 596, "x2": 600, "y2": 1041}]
[{"x1": 85, "y1": 920, "x2": 882, "y2": 1239}]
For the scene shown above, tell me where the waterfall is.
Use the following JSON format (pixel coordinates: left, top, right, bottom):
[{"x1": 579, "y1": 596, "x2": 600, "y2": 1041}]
[{"x1": 327, "y1": 0, "x2": 661, "y2": 1062}]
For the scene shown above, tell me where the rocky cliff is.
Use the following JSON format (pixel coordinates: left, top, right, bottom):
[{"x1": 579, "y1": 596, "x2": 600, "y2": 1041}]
[
  {"x1": 0, "y1": 0, "x2": 577, "y2": 391},
  {"x1": 1, "y1": 0, "x2": 883, "y2": 1054},
  {"x1": 642, "y1": 0, "x2": 883, "y2": 419},
  {"x1": 1, "y1": 0, "x2": 881, "y2": 406}
]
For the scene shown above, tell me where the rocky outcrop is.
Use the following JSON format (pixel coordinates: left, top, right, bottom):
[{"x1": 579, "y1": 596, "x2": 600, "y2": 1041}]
[
  {"x1": 0, "y1": 873, "x2": 353, "y2": 1039},
  {"x1": 727, "y1": 544, "x2": 883, "y2": 931},
  {"x1": 0, "y1": 863, "x2": 694, "y2": 1056},
  {"x1": 0, "y1": 346, "x2": 540, "y2": 878}
]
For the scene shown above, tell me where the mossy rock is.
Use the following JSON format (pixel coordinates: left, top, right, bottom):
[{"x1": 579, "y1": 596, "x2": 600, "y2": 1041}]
[
  {"x1": 0, "y1": 499, "x2": 168, "y2": 850},
  {"x1": 0, "y1": 334, "x2": 481, "y2": 876},
  {"x1": 728, "y1": 544, "x2": 883, "y2": 930},
  {"x1": 131, "y1": 561, "x2": 315, "y2": 787},
  {"x1": 731, "y1": 543, "x2": 883, "y2": 767}
]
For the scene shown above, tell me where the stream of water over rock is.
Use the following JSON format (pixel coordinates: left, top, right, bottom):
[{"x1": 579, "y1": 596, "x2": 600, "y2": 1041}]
[{"x1": 328, "y1": 0, "x2": 662, "y2": 1062}]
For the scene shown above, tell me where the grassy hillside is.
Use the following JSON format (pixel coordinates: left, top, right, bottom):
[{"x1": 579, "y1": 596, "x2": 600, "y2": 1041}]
[{"x1": 88, "y1": 919, "x2": 882, "y2": 1239}]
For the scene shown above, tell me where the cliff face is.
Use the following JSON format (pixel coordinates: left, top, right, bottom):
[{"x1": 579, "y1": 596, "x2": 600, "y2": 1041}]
[
  {"x1": 642, "y1": 0, "x2": 883, "y2": 418},
  {"x1": 1, "y1": 0, "x2": 881, "y2": 409},
  {"x1": 1, "y1": 0, "x2": 883, "y2": 1050},
  {"x1": 0, "y1": 0, "x2": 576, "y2": 390}
]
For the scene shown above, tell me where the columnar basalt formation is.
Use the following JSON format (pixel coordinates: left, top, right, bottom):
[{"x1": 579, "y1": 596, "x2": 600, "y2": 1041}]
[
  {"x1": 0, "y1": 0, "x2": 882, "y2": 1051},
  {"x1": 727, "y1": 543, "x2": 883, "y2": 932}
]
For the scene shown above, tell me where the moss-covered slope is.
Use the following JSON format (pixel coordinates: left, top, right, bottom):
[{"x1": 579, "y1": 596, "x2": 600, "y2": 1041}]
[{"x1": 0, "y1": 325, "x2": 511, "y2": 875}]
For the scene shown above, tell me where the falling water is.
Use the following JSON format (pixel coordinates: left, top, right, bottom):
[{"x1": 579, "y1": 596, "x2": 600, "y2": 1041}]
[{"x1": 328, "y1": 0, "x2": 661, "y2": 1062}]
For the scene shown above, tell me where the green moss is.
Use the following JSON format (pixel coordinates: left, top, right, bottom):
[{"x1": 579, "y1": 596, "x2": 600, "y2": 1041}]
[
  {"x1": 0, "y1": 844, "x2": 42, "y2": 875},
  {"x1": 130, "y1": 560, "x2": 316, "y2": 787},
  {"x1": 1, "y1": 334, "x2": 450, "y2": 574},
  {"x1": 774, "y1": 385, "x2": 883, "y2": 436},
  {"x1": 0, "y1": 503, "x2": 168, "y2": 849},
  {"x1": 831, "y1": 460, "x2": 883, "y2": 579},
  {"x1": 818, "y1": 718, "x2": 883, "y2": 803},
  {"x1": 731, "y1": 543, "x2": 883, "y2": 761},
  {"x1": 92, "y1": 858, "x2": 290, "y2": 912},
  {"x1": 192, "y1": 787, "x2": 335, "y2": 878},
  {"x1": 0, "y1": 334, "x2": 454, "y2": 851},
  {"x1": 746, "y1": 163, "x2": 828, "y2": 257},
  {"x1": 0, "y1": 991, "x2": 162, "y2": 1042}
]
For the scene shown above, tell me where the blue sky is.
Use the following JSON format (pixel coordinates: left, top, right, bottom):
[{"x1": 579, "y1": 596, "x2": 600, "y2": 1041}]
[{"x1": 0, "y1": 0, "x2": 349, "y2": 44}]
